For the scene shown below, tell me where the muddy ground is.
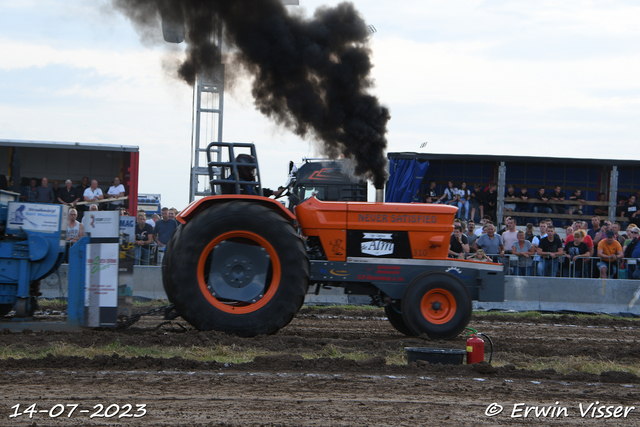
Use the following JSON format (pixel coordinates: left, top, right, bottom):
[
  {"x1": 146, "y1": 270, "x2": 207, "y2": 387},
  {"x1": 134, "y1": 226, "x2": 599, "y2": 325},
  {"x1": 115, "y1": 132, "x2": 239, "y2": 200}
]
[{"x1": 1, "y1": 307, "x2": 640, "y2": 426}]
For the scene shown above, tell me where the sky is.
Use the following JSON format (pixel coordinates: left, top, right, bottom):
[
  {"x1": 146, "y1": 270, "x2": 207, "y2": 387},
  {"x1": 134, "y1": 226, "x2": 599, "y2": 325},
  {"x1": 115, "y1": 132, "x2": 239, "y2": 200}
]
[{"x1": 1, "y1": 0, "x2": 639, "y2": 209}]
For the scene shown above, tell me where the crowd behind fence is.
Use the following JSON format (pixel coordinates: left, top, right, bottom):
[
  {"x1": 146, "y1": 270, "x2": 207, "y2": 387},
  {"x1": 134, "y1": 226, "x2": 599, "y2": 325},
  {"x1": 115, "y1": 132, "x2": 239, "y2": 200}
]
[{"x1": 480, "y1": 253, "x2": 639, "y2": 279}]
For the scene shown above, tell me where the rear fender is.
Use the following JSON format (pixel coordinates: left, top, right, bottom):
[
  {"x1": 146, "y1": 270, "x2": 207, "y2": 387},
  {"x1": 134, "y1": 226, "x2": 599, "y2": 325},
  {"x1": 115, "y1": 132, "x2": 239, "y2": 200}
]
[{"x1": 177, "y1": 195, "x2": 296, "y2": 225}]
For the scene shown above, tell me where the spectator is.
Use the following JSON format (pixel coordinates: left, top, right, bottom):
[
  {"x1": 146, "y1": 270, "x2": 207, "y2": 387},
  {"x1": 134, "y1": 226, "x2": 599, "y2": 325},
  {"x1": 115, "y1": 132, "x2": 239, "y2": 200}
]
[
  {"x1": 549, "y1": 185, "x2": 567, "y2": 218},
  {"x1": 469, "y1": 183, "x2": 484, "y2": 222},
  {"x1": 146, "y1": 213, "x2": 160, "y2": 228},
  {"x1": 624, "y1": 224, "x2": 639, "y2": 249},
  {"x1": 588, "y1": 216, "x2": 601, "y2": 241},
  {"x1": 516, "y1": 186, "x2": 532, "y2": 224},
  {"x1": 594, "y1": 192, "x2": 608, "y2": 217},
  {"x1": 483, "y1": 183, "x2": 498, "y2": 221},
  {"x1": 20, "y1": 178, "x2": 38, "y2": 202},
  {"x1": 465, "y1": 220, "x2": 478, "y2": 249},
  {"x1": 76, "y1": 176, "x2": 90, "y2": 220},
  {"x1": 564, "y1": 230, "x2": 590, "y2": 277},
  {"x1": 625, "y1": 227, "x2": 640, "y2": 279},
  {"x1": 8, "y1": 178, "x2": 19, "y2": 193},
  {"x1": 89, "y1": 204, "x2": 99, "y2": 211},
  {"x1": 631, "y1": 231, "x2": 640, "y2": 261},
  {"x1": 439, "y1": 181, "x2": 458, "y2": 206},
  {"x1": 504, "y1": 185, "x2": 517, "y2": 215},
  {"x1": 511, "y1": 230, "x2": 535, "y2": 276},
  {"x1": 106, "y1": 177, "x2": 125, "y2": 211},
  {"x1": 169, "y1": 207, "x2": 179, "y2": 220},
  {"x1": 474, "y1": 224, "x2": 504, "y2": 262},
  {"x1": 58, "y1": 179, "x2": 80, "y2": 207},
  {"x1": 579, "y1": 220, "x2": 595, "y2": 261},
  {"x1": 563, "y1": 225, "x2": 574, "y2": 245},
  {"x1": 427, "y1": 180, "x2": 439, "y2": 203},
  {"x1": 66, "y1": 208, "x2": 84, "y2": 245},
  {"x1": 593, "y1": 220, "x2": 612, "y2": 247},
  {"x1": 568, "y1": 189, "x2": 585, "y2": 215},
  {"x1": 83, "y1": 179, "x2": 104, "y2": 209},
  {"x1": 622, "y1": 194, "x2": 640, "y2": 227},
  {"x1": 623, "y1": 226, "x2": 640, "y2": 258},
  {"x1": 525, "y1": 223, "x2": 535, "y2": 242},
  {"x1": 154, "y1": 207, "x2": 178, "y2": 250},
  {"x1": 76, "y1": 176, "x2": 90, "y2": 194},
  {"x1": 531, "y1": 222, "x2": 547, "y2": 276},
  {"x1": 457, "y1": 182, "x2": 471, "y2": 220},
  {"x1": 36, "y1": 177, "x2": 55, "y2": 203},
  {"x1": 597, "y1": 231, "x2": 623, "y2": 278},
  {"x1": 52, "y1": 181, "x2": 61, "y2": 203},
  {"x1": 134, "y1": 211, "x2": 154, "y2": 266},
  {"x1": 611, "y1": 222, "x2": 626, "y2": 246},
  {"x1": 449, "y1": 225, "x2": 469, "y2": 258},
  {"x1": 537, "y1": 225, "x2": 563, "y2": 277},
  {"x1": 565, "y1": 221, "x2": 595, "y2": 257},
  {"x1": 501, "y1": 217, "x2": 518, "y2": 253},
  {"x1": 469, "y1": 249, "x2": 492, "y2": 262},
  {"x1": 616, "y1": 195, "x2": 628, "y2": 219},
  {"x1": 475, "y1": 216, "x2": 492, "y2": 237},
  {"x1": 533, "y1": 187, "x2": 552, "y2": 226}
]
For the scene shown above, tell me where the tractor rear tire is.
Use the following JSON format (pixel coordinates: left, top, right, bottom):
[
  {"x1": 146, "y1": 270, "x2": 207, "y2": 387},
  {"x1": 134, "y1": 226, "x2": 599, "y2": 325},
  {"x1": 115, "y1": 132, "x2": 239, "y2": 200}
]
[
  {"x1": 401, "y1": 272, "x2": 471, "y2": 340},
  {"x1": 163, "y1": 201, "x2": 309, "y2": 337},
  {"x1": 384, "y1": 303, "x2": 417, "y2": 336}
]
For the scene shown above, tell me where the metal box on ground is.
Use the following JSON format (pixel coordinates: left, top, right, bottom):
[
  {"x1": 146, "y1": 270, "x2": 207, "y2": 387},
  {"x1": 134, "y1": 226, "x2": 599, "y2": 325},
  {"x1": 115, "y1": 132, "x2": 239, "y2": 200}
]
[{"x1": 405, "y1": 347, "x2": 466, "y2": 365}]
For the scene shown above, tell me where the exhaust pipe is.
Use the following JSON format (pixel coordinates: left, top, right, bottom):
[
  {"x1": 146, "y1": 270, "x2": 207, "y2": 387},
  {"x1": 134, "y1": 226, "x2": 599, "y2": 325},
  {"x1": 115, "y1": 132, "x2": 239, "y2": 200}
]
[{"x1": 376, "y1": 188, "x2": 384, "y2": 203}]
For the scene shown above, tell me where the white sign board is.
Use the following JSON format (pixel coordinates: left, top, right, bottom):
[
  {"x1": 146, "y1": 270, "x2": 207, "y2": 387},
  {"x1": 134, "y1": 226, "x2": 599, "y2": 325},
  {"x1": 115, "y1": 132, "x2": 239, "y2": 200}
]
[
  {"x1": 82, "y1": 211, "x2": 120, "y2": 238},
  {"x1": 6, "y1": 202, "x2": 62, "y2": 234},
  {"x1": 82, "y1": 211, "x2": 120, "y2": 327}
]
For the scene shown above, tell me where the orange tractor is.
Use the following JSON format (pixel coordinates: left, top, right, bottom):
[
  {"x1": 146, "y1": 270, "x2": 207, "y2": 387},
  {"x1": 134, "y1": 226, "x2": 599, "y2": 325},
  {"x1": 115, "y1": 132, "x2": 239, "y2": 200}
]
[{"x1": 163, "y1": 143, "x2": 504, "y2": 339}]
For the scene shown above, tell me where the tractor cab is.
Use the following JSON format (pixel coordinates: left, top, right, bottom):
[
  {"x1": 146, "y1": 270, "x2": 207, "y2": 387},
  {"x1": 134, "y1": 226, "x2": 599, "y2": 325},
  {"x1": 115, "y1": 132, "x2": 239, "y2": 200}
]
[{"x1": 287, "y1": 159, "x2": 367, "y2": 202}]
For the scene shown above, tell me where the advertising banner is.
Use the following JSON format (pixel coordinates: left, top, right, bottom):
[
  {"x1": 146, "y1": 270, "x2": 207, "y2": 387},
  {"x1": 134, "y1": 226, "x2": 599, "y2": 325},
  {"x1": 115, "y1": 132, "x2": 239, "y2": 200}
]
[
  {"x1": 118, "y1": 216, "x2": 135, "y2": 318},
  {"x1": 82, "y1": 211, "x2": 120, "y2": 327},
  {"x1": 85, "y1": 243, "x2": 119, "y2": 327},
  {"x1": 6, "y1": 202, "x2": 62, "y2": 234},
  {"x1": 81, "y1": 211, "x2": 120, "y2": 239}
]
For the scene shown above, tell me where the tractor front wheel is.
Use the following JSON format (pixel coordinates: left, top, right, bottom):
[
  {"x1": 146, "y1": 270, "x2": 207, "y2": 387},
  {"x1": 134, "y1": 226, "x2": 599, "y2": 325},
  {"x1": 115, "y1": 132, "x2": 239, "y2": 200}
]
[
  {"x1": 384, "y1": 303, "x2": 417, "y2": 336},
  {"x1": 401, "y1": 272, "x2": 471, "y2": 340},
  {"x1": 163, "y1": 201, "x2": 309, "y2": 337}
]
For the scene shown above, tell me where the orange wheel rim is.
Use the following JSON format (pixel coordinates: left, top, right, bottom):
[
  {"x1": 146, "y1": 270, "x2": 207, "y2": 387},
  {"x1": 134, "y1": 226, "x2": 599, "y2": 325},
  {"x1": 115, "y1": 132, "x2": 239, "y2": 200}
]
[
  {"x1": 197, "y1": 231, "x2": 281, "y2": 314},
  {"x1": 420, "y1": 288, "x2": 457, "y2": 325}
]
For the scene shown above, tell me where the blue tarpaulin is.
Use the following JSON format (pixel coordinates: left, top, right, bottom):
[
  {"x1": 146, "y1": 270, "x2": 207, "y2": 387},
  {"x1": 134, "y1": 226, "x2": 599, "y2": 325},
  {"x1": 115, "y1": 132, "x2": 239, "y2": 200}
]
[{"x1": 385, "y1": 158, "x2": 429, "y2": 202}]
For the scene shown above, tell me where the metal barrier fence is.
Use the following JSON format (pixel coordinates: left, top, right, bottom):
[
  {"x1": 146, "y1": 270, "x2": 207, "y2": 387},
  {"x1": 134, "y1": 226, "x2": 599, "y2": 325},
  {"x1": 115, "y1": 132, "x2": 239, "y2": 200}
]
[
  {"x1": 65, "y1": 242, "x2": 164, "y2": 266},
  {"x1": 479, "y1": 252, "x2": 639, "y2": 279},
  {"x1": 132, "y1": 243, "x2": 165, "y2": 266}
]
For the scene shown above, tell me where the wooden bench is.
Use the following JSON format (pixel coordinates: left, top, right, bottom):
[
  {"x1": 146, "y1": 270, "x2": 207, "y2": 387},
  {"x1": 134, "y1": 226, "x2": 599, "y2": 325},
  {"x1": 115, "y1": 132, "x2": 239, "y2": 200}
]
[{"x1": 502, "y1": 198, "x2": 626, "y2": 223}]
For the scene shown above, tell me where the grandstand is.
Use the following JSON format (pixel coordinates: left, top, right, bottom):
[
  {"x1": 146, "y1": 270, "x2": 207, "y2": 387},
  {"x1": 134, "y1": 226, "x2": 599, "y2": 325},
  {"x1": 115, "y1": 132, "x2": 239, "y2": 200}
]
[{"x1": 388, "y1": 152, "x2": 638, "y2": 228}]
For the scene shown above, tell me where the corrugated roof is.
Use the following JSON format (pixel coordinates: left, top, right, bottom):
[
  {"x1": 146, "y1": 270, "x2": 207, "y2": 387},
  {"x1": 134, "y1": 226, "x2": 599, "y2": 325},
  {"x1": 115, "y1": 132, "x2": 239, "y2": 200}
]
[
  {"x1": 0, "y1": 139, "x2": 138, "y2": 152},
  {"x1": 388, "y1": 152, "x2": 637, "y2": 167}
]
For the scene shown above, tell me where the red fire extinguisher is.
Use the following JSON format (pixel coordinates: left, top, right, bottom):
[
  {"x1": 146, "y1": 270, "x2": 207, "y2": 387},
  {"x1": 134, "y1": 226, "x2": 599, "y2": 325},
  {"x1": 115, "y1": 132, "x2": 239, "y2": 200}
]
[
  {"x1": 465, "y1": 328, "x2": 493, "y2": 364},
  {"x1": 466, "y1": 334, "x2": 485, "y2": 364}
]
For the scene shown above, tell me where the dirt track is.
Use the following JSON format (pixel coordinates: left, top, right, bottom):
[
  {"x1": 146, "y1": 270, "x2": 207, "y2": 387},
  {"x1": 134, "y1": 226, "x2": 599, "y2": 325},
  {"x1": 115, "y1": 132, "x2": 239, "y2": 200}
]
[{"x1": 2, "y1": 307, "x2": 640, "y2": 426}]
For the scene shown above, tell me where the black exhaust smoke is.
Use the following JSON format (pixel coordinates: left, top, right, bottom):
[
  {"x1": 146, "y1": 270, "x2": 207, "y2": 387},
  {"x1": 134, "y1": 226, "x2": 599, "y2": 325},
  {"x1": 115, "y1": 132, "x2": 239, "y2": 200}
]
[{"x1": 112, "y1": 0, "x2": 390, "y2": 188}]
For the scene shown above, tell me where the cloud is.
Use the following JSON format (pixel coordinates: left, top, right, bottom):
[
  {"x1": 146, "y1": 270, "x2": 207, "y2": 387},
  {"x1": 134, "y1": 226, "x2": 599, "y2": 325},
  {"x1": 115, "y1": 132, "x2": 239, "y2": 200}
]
[
  {"x1": 371, "y1": 36, "x2": 640, "y2": 112},
  {"x1": 0, "y1": 38, "x2": 164, "y2": 77}
]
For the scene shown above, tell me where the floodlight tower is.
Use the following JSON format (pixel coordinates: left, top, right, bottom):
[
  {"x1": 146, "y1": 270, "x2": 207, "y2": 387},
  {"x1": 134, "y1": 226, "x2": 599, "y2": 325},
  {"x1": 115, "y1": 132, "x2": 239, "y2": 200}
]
[{"x1": 162, "y1": 1, "x2": 300, "y2": 201}]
